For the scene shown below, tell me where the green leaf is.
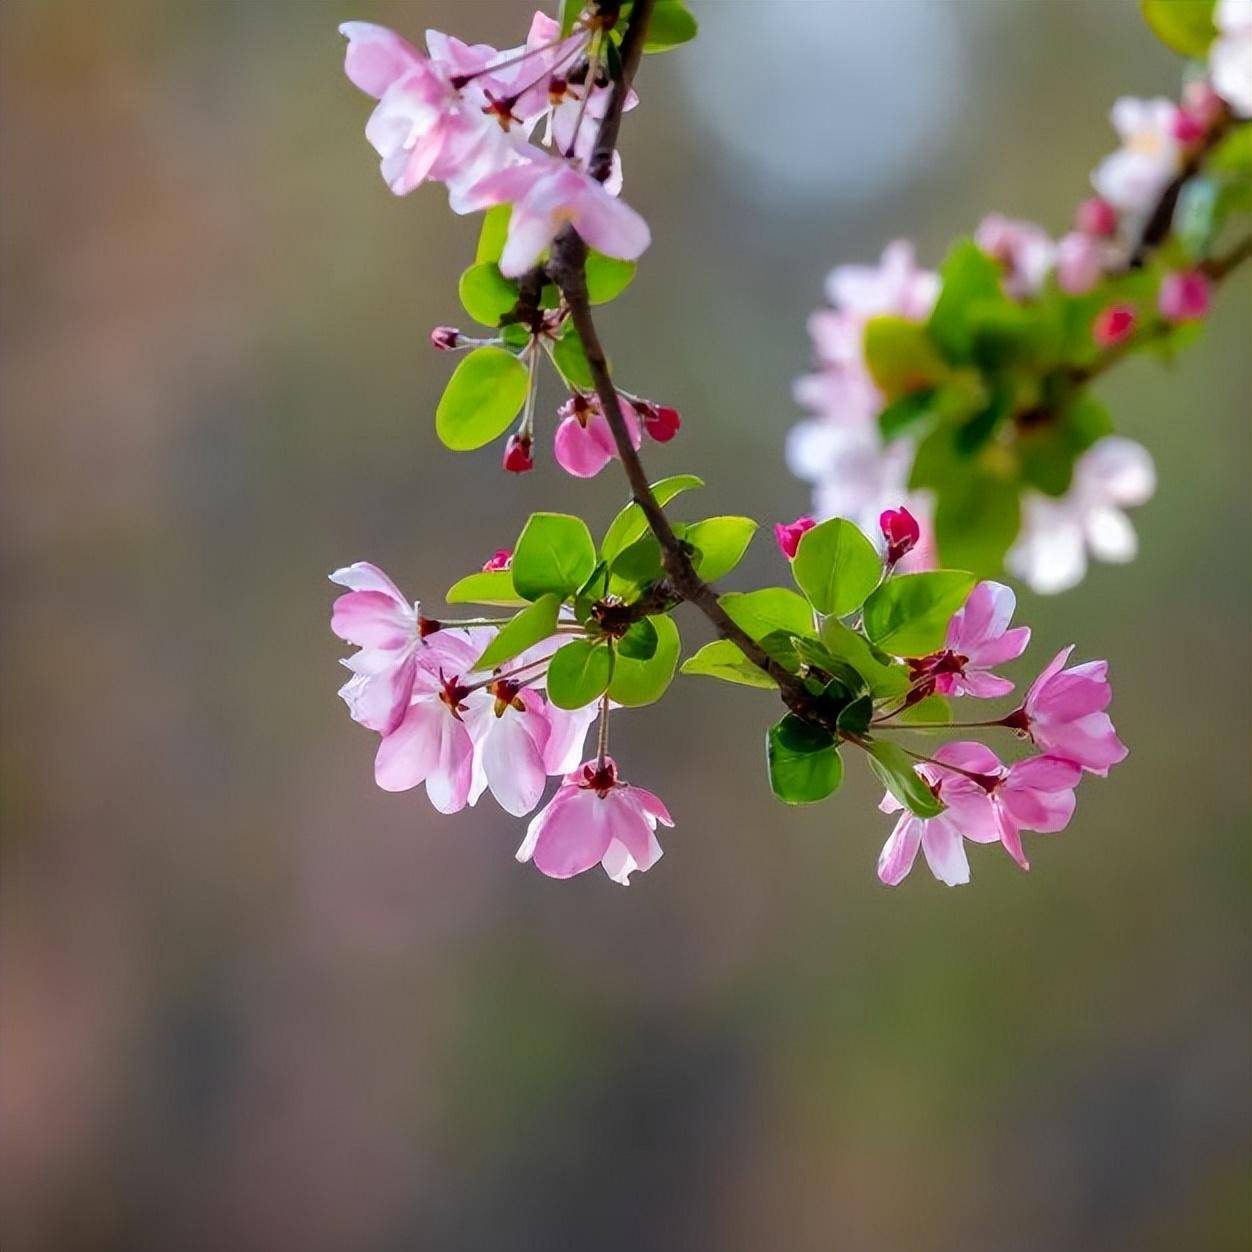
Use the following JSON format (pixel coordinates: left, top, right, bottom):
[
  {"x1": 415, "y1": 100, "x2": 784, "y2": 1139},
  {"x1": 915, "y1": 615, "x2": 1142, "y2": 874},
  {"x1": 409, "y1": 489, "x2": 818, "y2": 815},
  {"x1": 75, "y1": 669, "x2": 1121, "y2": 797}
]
[
  {"x1": 836, "y1": 693, "x2": 874, "y2": 737},
  {"x1": 557, "y1": 0, "x2": 580, "y2": 36},
  {"x1": 609, "y1": 614, "x2": 680, "y2": 706},
  {"x1": 435, "y1": 346, "x2": 529, "y2": 452},
  {"x1": 927, "y1": 240, "x2": 1007, "y2": 365},
  {"x1": 512, "y1": 512, "x2": 598, "y2": 601},
  {"x1": 445, "y1": 569, "x2": 527, "y2": 607},
  {"x1": 767, "y1": 715, "x2": 843, "y2": 805},
  {"x1": 684, "y1": 516, "x2": 758, "y2": 583},
  {"x1": 1139, "y1": 0, "x2": 1217, "y2": 56},
  {"x1": 933, "y1": 472, "x2": 1020, "y2": 577},
  {"x1": 894, "y1": 694, "x2": 953, "y2": 727},
  {"x1": 863, "y1": 317, "x2": 948, "y2": 399},
  {"x1": 586, "y1": 252, "x2": 637, "y2": 304},
  {"x1": 546, "y1": 639, "x2": 614, "y2": 710},
  {"x1": 609, "y1": 532, "x2": 664, "y2": 590},
  {"x1": 865, "y1": 739, "x2": 945, "y2": 818},
  {"x1": 458, "y1": 261, "x2": 519, "y2": 327},
  {"x1": 617, "y1": 617, "x2": 658, "y2": 661},
  {"x1": 640, "y1": 0, "x2": 698, "y2": 52},
  {"x1": 720, "y1": 587, "x2": 814, "y2": 641},
  {"x1": 862, "y1": 571, "x2": 976, "y2": 657},
  {"x1": 475, "y1": 205, "x2": 511, "y2": 264},
  {"x1": 472, "y1": 594, "x2": 562, "y2": 672},
  {"x1": 879, "y1": 387, "x2": 939, "y2": 441},
  {"x1": 551, "y1": 324, "x2": 596, "y2": 390},
  {"x1": 600, "y1": 474, "x2": 704, "y2": 561},
  {"x1": 819, "y1": 618, "x2": 910, "y2": 697},
  {"x1": 791, "y1": 518, "x2": 881, "y2": 617},
  {"x1": 680, "y1": 639, "x2": 777, "y2": 689}
]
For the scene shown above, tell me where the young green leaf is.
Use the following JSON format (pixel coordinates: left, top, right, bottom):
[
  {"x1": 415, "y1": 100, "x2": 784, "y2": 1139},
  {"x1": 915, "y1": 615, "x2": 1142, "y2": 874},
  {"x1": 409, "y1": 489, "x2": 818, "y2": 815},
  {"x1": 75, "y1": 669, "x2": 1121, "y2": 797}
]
[
  {"x1": 458, "y1": 262, "x2": 519, "y2": 327},
  {"x1": 512, "y1": 512, "x2": 598, "y2": 601},
  {"x1": 894, "y1": 694, "x2": 953, "y2": 728},
  {"x1": 551, "y1": 324, "x2": 597, "y2": 390},
  {"x1": 791, "y1": 518, "x2": 881, "y2": 617},
  {"x1": 435, "y1": 346, "x2": 529, "y2": 451},
  {"x1": 767, "y1": 715, "x2": 843, "y2": 805},
  {"x1": 617, "y1": 617, "x2": 658, "y2": 661},
  {"x1": 472, "y1": 594, "x2": 562, "y2": 672},
  {"x1": 585, "y1": 252, "x2": 638, "y2": 304},
  {"x1": 720, "y1": 587, "x2": 814, "y2": 641},
  {"x1": 684, "y1": 516, "x2": 758, "y2": 583},
  {"x1": 546, "y1": 639, "x2": 614, "y2": 710},
  {"x1": 819, "y1": 618, "x2": 910, "y2": 697},
  {"x1": 863, "y1": 316, "x2": 948, "y2": 399},
  {"x1": 600, "y1": 474, "x2": 704, "y2": 561},
  {"x1": 865, "y1": 739, "x2": 945, "y2": 818},
  {"x1": 609, "y1": 532, "x2": 665, "y2": 591},
  {"x1": 609, "y1": 615, "x2": 680, "y2": 706},
  {"x1": 640, "y1": 0, "x2": 699, "y2": 52},
  {"x1": 862, "y1": 571, "x2": 976, "y2": 657},
  {"x1": 1139, "y1": 0, "x2": 1217, "y2": 56},
  {"x1": 927, "y1": 240, "x2": 1006, "y2": 365},
  {"x1": 475, "y1": 205, "x2": 511, "y2": 264},
  {"x1": 933, "y1": 472, "x2": 1020, "y2": 577},
  {"x1": 680, "y1": 639, "x2": 777, "y2": 689},
  {"x1": 445, "y1": 569, "x2": 527, "y2": 607}
]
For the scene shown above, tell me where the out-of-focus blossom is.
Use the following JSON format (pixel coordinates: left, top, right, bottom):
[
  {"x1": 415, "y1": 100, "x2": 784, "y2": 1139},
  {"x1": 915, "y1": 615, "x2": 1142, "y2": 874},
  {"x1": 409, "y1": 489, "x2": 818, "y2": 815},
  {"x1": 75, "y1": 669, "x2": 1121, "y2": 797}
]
[
  {"x1": 1211, "y1": 0, "x2": 1252, "y2": 117},
  {"x1": 1012, "y1": 646, "x2": 1128, "y2": 777},
  {"x1": 1158, "y1": 270, "x2": 1212, "y2": 322},
  {"x1": 516, "y1": 757, "x2": 673, "y2": 884},
  {"x1": 1008, "y1": 436, "x2": 1156, "y2": 594},
  {"x1": 461, "y1": 156, "x2": 650, "y2": 277},
  {"x1": 553, "y1": 392, "x2": 641, "y2": 478},
  {"x1": 1056, "y1": 231, "x2": 1105, "y2": 295},
  {"x1": 1075, "y1": 196, "x2": 1119, "y2": 238},
  {"x1": 826, "y1": 240, "x2": 940, "y2": 321},
  {"x1": 975, "y1": 214, "x2": 1057, "y2": 298},
  {"x1": 774, "y1": 515, "x2": 815, "y2": 560},
  {"x1": 879, "y1": 505, "x2": 920, "y2": 565},
  {"x1": 912, "y1": 580, "x2": 1031, "y2": 699},
  {"x1": 1093, "y1": 303, "x2": 1137, "y2": 347},
  {"x1": 1092, "y1": 97, "x2": 1182, "y2": 216}
]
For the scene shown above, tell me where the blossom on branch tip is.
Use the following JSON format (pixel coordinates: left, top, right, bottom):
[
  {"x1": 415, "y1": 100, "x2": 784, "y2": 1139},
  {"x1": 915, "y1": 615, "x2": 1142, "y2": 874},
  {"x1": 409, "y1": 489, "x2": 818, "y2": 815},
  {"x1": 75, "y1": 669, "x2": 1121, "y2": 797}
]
[
  {"x1": 1092, "y1": 98, "x2": 1182, "y2": 217},
  {"x1": 774, "y1": 516, "x2": 815, "y2": 560},
  {"x1": 460, "y1": 155, "x2": 650, "y2": 278},
  {"x1": 975, "y1": 214, "x2": 1057, "y2": 298},
  {"x1": 516, "y1": 756, "x2": 673, "y2": 884},
  {"x1": 553, "y1": 392, "x2": 641, "y2": 478}
]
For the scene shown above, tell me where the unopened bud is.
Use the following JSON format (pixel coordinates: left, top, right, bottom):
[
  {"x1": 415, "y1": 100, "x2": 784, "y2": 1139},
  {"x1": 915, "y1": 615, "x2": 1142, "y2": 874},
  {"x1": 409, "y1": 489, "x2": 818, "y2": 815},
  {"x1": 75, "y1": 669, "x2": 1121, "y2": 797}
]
[
  {"x1": 1171, "y1": 107, "x2": 1207, "y2": 146},
  {"x1": 1092, "y1": 303, "x2": 1137, "y2": 348},
  {"x1": 641, "y1": 403, "x2": 681, "y2": 442},
  {"x1": 879, "y1": 506, "x2": 921, "y2": 565},
  {"x1": 1158, "y1": 270, "x2": 1211, "y2": 323},
  {"x1": 482, "y1": 548, "x2": 513, "y2": 572},
  {"x1": 503, "y1": 434, "x2": 534, "y2": 473},
  {"x1": 430, "y1": 326, "x2": 461, "y2": 351},
  {"x1": 774, "y1": 515, "x2": 815, "y2": 560},
  {"x1": 1075, "y1": 197, "x2": 1118, "y2": 238}
]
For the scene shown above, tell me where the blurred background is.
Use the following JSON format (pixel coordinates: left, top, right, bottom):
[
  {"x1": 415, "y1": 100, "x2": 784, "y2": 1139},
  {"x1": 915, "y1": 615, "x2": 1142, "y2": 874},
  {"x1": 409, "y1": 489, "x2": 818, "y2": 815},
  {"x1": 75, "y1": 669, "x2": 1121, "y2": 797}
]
[{"x1": 2, "y1": 1, "x2": 1248, "y2": 1249}]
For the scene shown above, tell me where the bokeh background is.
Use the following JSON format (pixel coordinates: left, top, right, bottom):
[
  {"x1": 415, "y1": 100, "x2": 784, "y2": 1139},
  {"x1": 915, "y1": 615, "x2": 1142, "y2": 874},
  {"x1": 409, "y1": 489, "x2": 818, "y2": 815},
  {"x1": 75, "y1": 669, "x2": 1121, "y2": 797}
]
[{"x1": 2, "y1": 2, "x2": 1249, "y2": 1249}]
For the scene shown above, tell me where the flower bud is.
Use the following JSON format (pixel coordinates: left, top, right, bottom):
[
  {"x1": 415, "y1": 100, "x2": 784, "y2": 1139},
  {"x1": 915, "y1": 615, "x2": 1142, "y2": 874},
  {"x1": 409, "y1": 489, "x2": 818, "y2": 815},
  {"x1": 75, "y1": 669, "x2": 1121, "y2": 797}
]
[
  {"x1": 879, "y1": 506, "x2": 920, "y2": 565},
  {"x1": 1171, "y1": 107, "x2": 1207, "y2": 146},
  {"x1": 502, "y1": 434, "x2": 534, "y2": 473},
  {"x1": 430, "y1": 326, "x2": 461, "y2": 351},
  {"x1": 1182, "y1": 80, "x2": 1224, "y2": 128},
  {"x1": 773, "y1": 515, "x2": 815, "y2": 560},
  {"x1": 482, "y1": 548, "x2": 513, "y2": 572},
  {"x1": 642, "y1": 403, "x2": 681, "y2": 442},
  {"x1": 1092, "y1": 303, "x2": 1136, "y2": 348},
  {"x1": 1075, "y1": 197, "x2": 1118, "y2": 238},
  {"x1": 1158, "y1": 270, "x2": 1211, "y2": 323},
  {"x1": 1056, "y1": 232, "x2": 1102, "y2": 295}
]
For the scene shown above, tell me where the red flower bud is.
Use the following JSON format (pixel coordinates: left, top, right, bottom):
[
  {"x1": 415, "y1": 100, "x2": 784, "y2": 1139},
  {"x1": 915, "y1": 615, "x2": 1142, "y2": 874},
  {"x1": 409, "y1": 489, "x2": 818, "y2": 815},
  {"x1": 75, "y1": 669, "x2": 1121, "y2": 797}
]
[
  {"x1": 430, "y1": 326, "x2": 460, "y2": 351},
  {"x1": 1171, "y1": 107, "x2": 1207, "y2": 146},
  {"x1": 642, "y1": 404, "x2": 681, "y2": 442},
  {"x1": 879, "y1": 506, "x2": 920, "y2": 565},
  {"x1": 503, "y1": 434, "x2": 534, "y2": 473},
  {"x1": 774, "y1": 515, "x2": 816, "y2": 560},
  {"x1": 1074, "y1": 197, "x2": 1118, "y2": 238},
  {"x1": 482, "y1": 548, "x2": 513, "y2": 572},
  {"x1": 1092, "y1": 304, "x2": 1136, "y2": 348},
  {"x1": 1158, "y1": 270, "x2": 1211, "y2": 323}
]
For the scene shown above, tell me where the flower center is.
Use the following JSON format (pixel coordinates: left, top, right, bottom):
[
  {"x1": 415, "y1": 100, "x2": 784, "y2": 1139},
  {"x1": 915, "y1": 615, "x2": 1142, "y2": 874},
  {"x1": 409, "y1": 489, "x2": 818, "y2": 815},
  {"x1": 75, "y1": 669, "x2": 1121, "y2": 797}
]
[
  {"x1": 438, "y1": 672, "x2": 472, "y2": 720},
  {"x1": 579, "y1": 760, "x2": 618, "y2": 797}
]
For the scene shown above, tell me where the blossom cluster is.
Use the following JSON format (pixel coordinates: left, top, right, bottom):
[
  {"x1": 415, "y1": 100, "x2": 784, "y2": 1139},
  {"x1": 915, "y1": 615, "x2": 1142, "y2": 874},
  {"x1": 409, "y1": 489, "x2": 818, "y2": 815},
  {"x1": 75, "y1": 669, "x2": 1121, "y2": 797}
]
[{"x1": 787, "y1": 0, "x2": 1250, "y2": 594}]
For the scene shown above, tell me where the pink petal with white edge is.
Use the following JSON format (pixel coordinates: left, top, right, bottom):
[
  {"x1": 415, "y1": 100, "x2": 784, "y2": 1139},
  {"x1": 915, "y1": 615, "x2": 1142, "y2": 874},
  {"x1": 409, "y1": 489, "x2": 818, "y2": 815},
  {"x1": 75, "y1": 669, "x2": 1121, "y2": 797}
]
[
  {"x1": 424, "y1": 715, "x2": 475, "y2": 814},
  {"x1": 933, "y1": 740, "x2": 1004, "y2": 777},
  {"x1": 542, "y1": 702, "x2": 599, "y2": 775},
  {"x1": 480, "y1": 702, "x2": 550, "y2": 817},
  {"x1": 340, "y1": 22, "x2": 424, "y2": 98},
  {"x1": 878, "y1": 815, "x2": 923, "y2": 886},
  {"x1": 570, "y1": 182, "x2": 651, "y2": 263},
  {"x1": 953, "y1": 669, "x2": 1017, "y2": 699},
  {"x1": 999, "y1": 781, "x2": 1077, "y2": 836},
  {"x1": 374, "y1": 700, "x2": 443, "y2": 791},
  {"x1": 600, "y1": 792, "x2": 659, "y2": 870},
  {"x1": 1026, "y1": 646, "x2": 1075, "y2": 706},
  {"x1": 527, "y1": 788, "x2": 615, "y2": 879},
  {"x1": 920, "y1": 816, "x2": 971, "y2": 886},
  {"x1": 331, "y1": 591, "x2": 413, "y2": 649},
  {"x1": 330, "y1": 561, "x2": 407, "y2": 601},
  {"x1": 340, "y1": 654, "x2": 418, "y2": 735},
  {"x1": 1042, "y1": 712, "x2": 1127, "y2": 776},
  {"x1": 624, "y1": 785, "x2": 674, "y2": 828},
  {"x1": 554, "y1": 415, "x2": 615, "y2": 478}
]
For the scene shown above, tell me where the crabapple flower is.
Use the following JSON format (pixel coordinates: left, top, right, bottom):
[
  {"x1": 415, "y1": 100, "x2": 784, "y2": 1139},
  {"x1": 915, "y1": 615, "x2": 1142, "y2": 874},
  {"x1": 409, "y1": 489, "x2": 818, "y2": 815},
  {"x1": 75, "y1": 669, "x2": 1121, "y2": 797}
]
[
  {"x1": 909, "y1": 580, "x2": 1030, "y2": 700},
  {"x1": 774, "y1": 515, "x2": 815, "y2": 560},
  {"x1": 329, "y1": 561, "x2": 456, "y2": 735},
  {"x1": 1011, "y1": 646, "x2": 1128, "y2": 777},
  {"x1": 553, "y1": 392, "x2": 642, "y2": 478},
  {"x1": 879, "y1": 505, "x2": 920, "y2": 565},
  {"x1": 463, "y1": 681, "x2": 556, "y2": 817},
  {"x1": 339, "y1": 23, "x2": 525, "y2": 209},
  {"x1": 1158, "y1": 270, "x2": 1211, "y2": 322},
  {"x1": 975, "y1": 214, "x2": 1056, "y2": 298},
  {"x1": 1093, "y1": 303, "x2": 1137, "y2": 347},
  {"x1": 481, "y1": 548, "x2": 512, "y2": 572},
  {"x1": 1212, "y1": 0, "x2": 1252, "y2": 117},
  {"x1": 516, "y1": 757, "x2": 673, "y2": 884},
  {"x1": 460, "y1": 155, "x2": 650, "y2": 278},
  {"x1": 1092, "y1": 98, "x2": 1182, "y2": 216},
  {"x1": 1008, "y1": 436, "x2": 1155, "y2": 594},
  {"x1": 877, "y1": 744, "x2": 1000, "y2": 887}
]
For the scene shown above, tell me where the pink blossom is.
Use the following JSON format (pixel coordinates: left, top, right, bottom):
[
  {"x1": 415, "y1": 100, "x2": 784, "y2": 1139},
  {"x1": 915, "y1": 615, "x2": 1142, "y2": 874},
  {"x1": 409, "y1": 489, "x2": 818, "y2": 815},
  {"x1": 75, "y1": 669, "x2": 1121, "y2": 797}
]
[
  {"x1": 1212, "y1": 0, "x2": 1252, "y2": 117},
  {"x1": 1011, "y1": 646, "x2": 1127, "y2": 777},
  {"x1": 1055, "y1": 231, "x2": 1104, "y2": 295},
  {"x1": 460, "y1": 155, "x2": 650, "y2": 278},
  {"x1": 516, "y1": 757, "x2": 673, "y2": 884},
  {"x1": 774, "y1": 515, "x2": 815, "y2": 560},
  {"x1": 975, "y1": 214, "x2": 1057, "y2": 298},
  {"x1": 1075, "y1": 197, "x2": 1118, "y2": 238},
  {"x1": 879, "y1": 505, "x2": 920, "y2": 565},
  {"x1": 553, "y1": 392, "x2": 641, "y2": 478},
  {"x1": 461, "y1": 681, "x2": 556, "y2": 817},
  {"x1": 826, "y1": 240, "x2": 940, "y2": 322},
  {"x1": 1158, "y1": 270, "x2": 1212, "y2": 322},
  {"x1": 339, "y1": 23, "x2": 525, "y2": 209},
  {"x1": 915, "y1": 580, "x2": 1031, "y2": 699},
  {"x1": 481, "y1": 548, "x2": 512, "y2": 572},
  {"x1": 1093, "y1": 303, "x2": 1136, "y2": 347},
  {"x1": 330, "y1": 561, "x2": 455, "y2": 735},
  {"x1": 1092, "y1": 98, "x2": 1182, "y2": 216}
]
